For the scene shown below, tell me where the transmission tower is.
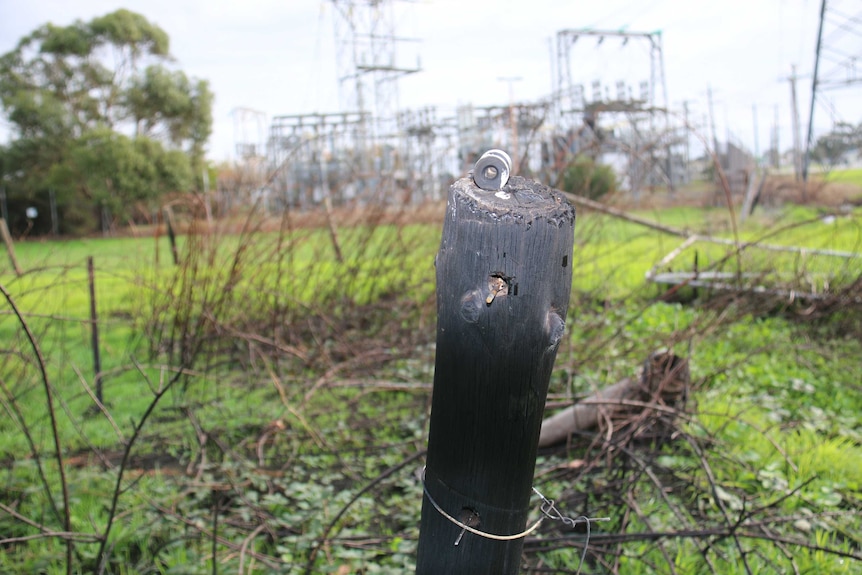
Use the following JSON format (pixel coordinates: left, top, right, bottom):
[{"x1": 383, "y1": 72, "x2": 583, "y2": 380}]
[
  {"x1": 555, "y1": 29, "x2": 668, "y2": 127},
  {"x1": 231, "y1": 107, "x2": 267, "y2": 159},
  {"x1": 554, "y1": 28, "x2": 672, "y2": 194},
  {"x1": 330, "y1": 0, "x2": 421, "y2": 150},
  {"x1": 803, "y1": 0, "x2": 862, "y2": 182}
]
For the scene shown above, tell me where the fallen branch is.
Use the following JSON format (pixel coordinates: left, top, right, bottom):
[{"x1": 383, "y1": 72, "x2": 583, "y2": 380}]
[
  {"x1": 562, "y1": 191, "x2": 859, "y2": 261},
  {"x1": 539, "y1": 351, "x2": 689, "y2": 447}
]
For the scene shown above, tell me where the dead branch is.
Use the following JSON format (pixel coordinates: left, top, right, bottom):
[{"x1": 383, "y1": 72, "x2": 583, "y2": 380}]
[
  {"x1": 539, "y1": 351, "x2": 689, "y2": 447},
  {"x1": 561, "y1": 190, "x2": 859, "y2": 262},
  {"x1": 0, "y1": 283, "x2": 72, "y2": 573}
]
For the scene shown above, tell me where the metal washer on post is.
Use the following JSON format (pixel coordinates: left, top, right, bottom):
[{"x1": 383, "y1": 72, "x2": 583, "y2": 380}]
[{"x1": 473, "y1": 149, "x2": 512, "y2": 191}]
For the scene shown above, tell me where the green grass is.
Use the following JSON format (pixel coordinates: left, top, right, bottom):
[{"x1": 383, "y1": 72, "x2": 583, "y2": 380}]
[
  {"x1": 570, "y1": 205, "x2": 862, "y2": 296},
  {"x1": 0, "y1": 204, "x2": 861, "y2": 573},
  {"x1": 824, "y1": 167, "x2": 862, "y2": 187},
  {"x1": 536, "y1": 301, "x2": 862, "y2": 574}
]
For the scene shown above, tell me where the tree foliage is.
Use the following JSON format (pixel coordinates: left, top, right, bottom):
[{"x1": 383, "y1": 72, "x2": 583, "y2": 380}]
[
  {"x1": 811, "y1": 121, "x2": 862, "y2": 169},
  {"x1": 557, "y1": 155, "x2": 617, "y2": 201},
  {"x1": 0, "y1": 9, "x2": 211, "y2": 235}
]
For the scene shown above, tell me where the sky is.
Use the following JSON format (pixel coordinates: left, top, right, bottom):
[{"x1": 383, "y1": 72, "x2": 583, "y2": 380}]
[{"x1": 0, "y1": 0, "x2": 858, "y2": 163}]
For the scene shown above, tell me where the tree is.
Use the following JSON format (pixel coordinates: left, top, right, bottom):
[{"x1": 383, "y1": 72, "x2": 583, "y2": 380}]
[
  {"x1": 45, "y1": 128, "x2": 192, "y2": 230},
  {"x1": 0, "y1": 9, "x2": 212, "y2": 235},
  {"x1": 811, "y1": 121, "x2": 861, "y2": 169}
]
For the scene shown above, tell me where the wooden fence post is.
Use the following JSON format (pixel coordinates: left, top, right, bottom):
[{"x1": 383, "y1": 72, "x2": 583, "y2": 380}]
[
  {"x1": 164, "y1": 206, "x2": 179, "y2": 266},
  {"x1": 87, "y1": 256, "x2": 103, "y2": 403},
  {"x1": 417, "y1": 159, "x2": 575, "y2": 574}
]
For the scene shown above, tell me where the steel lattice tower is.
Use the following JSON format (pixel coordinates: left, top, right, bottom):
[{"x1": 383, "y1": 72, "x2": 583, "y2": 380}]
[
  {"x1": 330, "y1": 0, "x2": 421, "y2": 150},
  {"x1": 803, "y1": 0, "x2": 862, "y2": 182},
  {"x1": 553, "y1": 28, "x2": 673, "y2": 194},
  {"x1": 554, "y1": 29, "x2": 668, "y2": 131}
]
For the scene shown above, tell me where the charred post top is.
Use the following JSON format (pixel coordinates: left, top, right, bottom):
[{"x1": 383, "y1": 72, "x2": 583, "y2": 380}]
[{"x1": 452, "y1": 174, "x2": 575, "y2": 227}]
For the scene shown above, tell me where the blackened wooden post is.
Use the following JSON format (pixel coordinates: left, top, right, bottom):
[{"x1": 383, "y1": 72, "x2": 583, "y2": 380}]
[{"x1": 417, "y1": 154, "x2": 576, "y2": 574}]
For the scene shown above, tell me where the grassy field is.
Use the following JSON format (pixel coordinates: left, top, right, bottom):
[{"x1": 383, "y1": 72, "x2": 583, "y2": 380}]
[
  {"x1": 825, "y1": 167, "x2": 862, "y2": 187},
  {"x1": 1, "y1": 202, "x2": 861, "y2": 574}
]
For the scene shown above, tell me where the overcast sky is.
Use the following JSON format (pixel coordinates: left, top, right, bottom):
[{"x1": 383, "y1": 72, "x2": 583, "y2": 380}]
[{"x1": 1, "y1": 0, "x2": 858, "y2": 163}]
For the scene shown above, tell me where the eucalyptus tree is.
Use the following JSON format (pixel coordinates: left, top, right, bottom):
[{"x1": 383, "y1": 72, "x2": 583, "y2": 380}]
[{"x1": 0, "y1": 9, "x2": 211, "y2": 234}]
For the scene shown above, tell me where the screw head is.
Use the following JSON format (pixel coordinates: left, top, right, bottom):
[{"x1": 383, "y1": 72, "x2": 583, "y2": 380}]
[{"x1": 472, "y1": 149, "x2": 512, "y2": 191}]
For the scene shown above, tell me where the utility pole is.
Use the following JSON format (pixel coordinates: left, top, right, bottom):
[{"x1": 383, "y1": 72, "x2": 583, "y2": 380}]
[
  {"x1": 497, "y1": 77, "x2": 522, "y2": 171},
  {"x1": 682, "y1": 100, "x2": 690, "y2": 167},
  {"x1": 547, "y1": 37, "x2": 556, "y2": 122},
  {"x1": 772, "y1": 104, "x2": 780, "y2": 169},
  {"x1": 803, "y1": 0, "x2": 827, "y2": 186},
  {"x1": 707, "y1": 84, "x2": 719, "y2": 159},
  {"x1": 654, "y1": 31, "x2": 674, "y2": 192},
  {"x1": 789, "y1": 65, "x2": 803, "y2": 182},
  {"x1": 800, "y1": 0, "x2": 862, "y2": 194},
  {"x1": 752, "y1": 104, "x2": 760, "y2": 164},
  {"x1": 742, "y1": 104, "x2": 762, "y2": 222}
]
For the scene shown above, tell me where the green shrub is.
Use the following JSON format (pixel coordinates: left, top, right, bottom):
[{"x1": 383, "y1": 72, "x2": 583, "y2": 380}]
[{"x1": 558, "y1": 155, "x2": 617, "y2": 200}]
